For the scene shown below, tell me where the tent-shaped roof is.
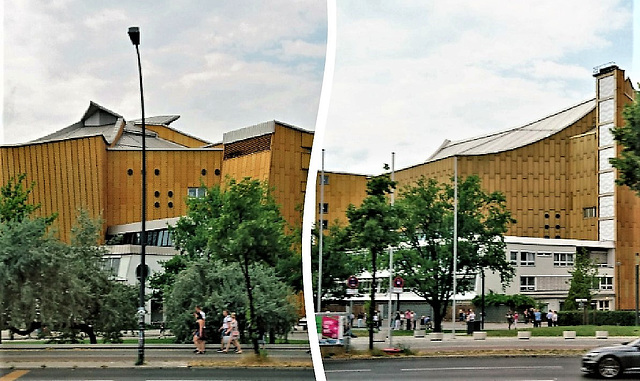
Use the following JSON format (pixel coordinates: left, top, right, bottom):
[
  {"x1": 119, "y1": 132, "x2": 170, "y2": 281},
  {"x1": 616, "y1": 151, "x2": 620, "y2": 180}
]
[{"x1": 426, "y1": 99, "x2": 596, "y2": 162}]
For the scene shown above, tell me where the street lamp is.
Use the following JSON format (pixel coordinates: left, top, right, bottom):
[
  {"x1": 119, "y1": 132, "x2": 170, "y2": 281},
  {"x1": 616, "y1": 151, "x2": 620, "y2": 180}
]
[{"x1": 128, "y1": 26, "x2": 147, "y2": 366}]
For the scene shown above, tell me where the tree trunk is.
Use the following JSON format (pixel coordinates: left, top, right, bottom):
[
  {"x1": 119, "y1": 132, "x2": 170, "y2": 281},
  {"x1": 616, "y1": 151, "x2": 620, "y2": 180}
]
[
  {"x1": 242, "y1": 257, "x2": 260, "y2": 354},
  {"x1": 431, "y1": 301, "x2": 444, "y2": 333}
]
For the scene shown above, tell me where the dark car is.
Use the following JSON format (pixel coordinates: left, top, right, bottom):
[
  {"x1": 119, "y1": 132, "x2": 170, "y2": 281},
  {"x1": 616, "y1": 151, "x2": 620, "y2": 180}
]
[{"x1": 581, "y1": 337, "x2": 640, "y2": 378}]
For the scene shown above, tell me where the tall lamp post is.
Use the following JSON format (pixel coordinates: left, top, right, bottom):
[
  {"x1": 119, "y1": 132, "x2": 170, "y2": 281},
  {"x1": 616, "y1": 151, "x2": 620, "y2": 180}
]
[{"x1": 128, "y1": 26, "x2": 147, "y2": 366}]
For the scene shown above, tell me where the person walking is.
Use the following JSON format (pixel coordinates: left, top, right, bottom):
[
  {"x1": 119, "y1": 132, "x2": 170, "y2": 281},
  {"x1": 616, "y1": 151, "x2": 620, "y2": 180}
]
[
  {"x1": 223, "y1": 312, "x2": 242, "y2": 354},
  {"x1": 513, "y1": 311, "x2": 519, "y2": 330},
  {"x1": 193, "y1": 311, "x2": 206, "y2": 354},
  {"x1": 533, "y1": 309, "x2": 542, "y2": 328},
  {"x1": 217, "y1": 310, "x2": 231, "y2": 353},
  {"x1": 506, "y1": 310, "x2": 514, "y2": 330},
  {"x1": 552, "y1": 310, "x2": 558, "y2": 326}
]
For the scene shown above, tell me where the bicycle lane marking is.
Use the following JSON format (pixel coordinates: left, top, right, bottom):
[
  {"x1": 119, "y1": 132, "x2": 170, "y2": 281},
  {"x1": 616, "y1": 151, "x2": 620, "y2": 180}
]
[{"x1": 0, "y1": 370, "x2": 30, "y2": 381}]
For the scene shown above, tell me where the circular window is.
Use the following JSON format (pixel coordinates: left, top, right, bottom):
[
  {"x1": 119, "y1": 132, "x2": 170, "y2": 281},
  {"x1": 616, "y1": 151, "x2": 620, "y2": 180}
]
[
  {"x1": 201, "y1": 169, "x2": 207, "y2": 176},
  {"x1": 154, "y1": 202, "x2": 160, "y2": 208},
  {"x1": 555, "y1": 235, "x2": 561, "y2": 239},
  {"x1": 154, "y1": 169, "x2": 160, "y2": 176},
  {"x1": 127, "y1": 169, "x2": 134, "y2": 176},
  {"x1": 555, "y1": 225, "x2": 560, "y2": 230},
  {"x1": 168, "y1": 202, "x2": 174, "y2": 208},
  {"x1": 555, "y1": 213, "x2": 560, "y2": 219},
  {"x1": 544, "y1": 224, "x2": 550, "y2": 229},
  {"x1": 168, "y1": 191, "x2": 174, "y2": 198},
  {"x1": 214, "y1": 169, "x2": 221, "y2": 176},
  {"x1": 154, "y1": 191, "x2": 160, "y2": 198},
  {"x1": 544, "y1": 213, "x2": 549, "y2": 218},
  {"x1": 544, "y1": 235, "x2": 550, "y2": 239}
]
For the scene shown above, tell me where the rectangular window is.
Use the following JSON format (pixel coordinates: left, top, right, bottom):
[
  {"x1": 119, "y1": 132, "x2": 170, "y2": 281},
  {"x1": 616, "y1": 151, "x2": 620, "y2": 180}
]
[
  {"x1": 509, "y1": 251, "x2": 518, "y2": 266},
  {"x1": 520, "y1": 251, "x2": 535, "y2": 266},
  {"x1": 188, "y1": 187, "x2": 207, "y2": 198},
  {"x1": 520, "y1": 276, "x2": 535, "y2": 292},
  {"x1": 321, "y1": 219, "x2": 328, "y2": 230},
  {"x1": 598, "y1": 300, "x2": 610, "y2": 311},
  {"x1": 537, "y1": 252, "x2": 552, "y2": 257},
  {"x1": 319, "y1": 203, "x2": 329, "y2": 214},
  {"x1": 102, "y1": 257, "x2": 121, "y2": 276},
  {"x1": 583, "y1": 207, "x2": 597, "y2": 218},
  {"x1": 553, "y1": 253, "x2": 574, "y2": 267},
  {"x1": 599, "y1": 277, "x2": 613, "y2": 290},
  {"x1": 320, "y1": 174, "x2": 330, "y2": 185}
]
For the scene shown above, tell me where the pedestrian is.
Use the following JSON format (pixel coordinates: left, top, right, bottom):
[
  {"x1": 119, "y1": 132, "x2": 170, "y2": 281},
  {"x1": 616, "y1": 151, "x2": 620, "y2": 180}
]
[
  {"x1": 357, "y1": 312, "x2": 364, "y2": 328},
  {"x1": 372, "y1": 311, "x2": 379, "y2": 331},
  {"x1": 534, "y1": 309, "x2": 542, "y2": 328},
  {"x1": 459, "y1": 309, "x2": 466, "y2": 322},
  {"x1": 195, "y1": 305, "x2": 206, "y2": 321},
  {"x1": 193, "y1": 311, "x2": 206, "y2": 354},
  {"x1": 223, "y1": 312, "x2": 242, "y2": 354},
  {"x1": 394, "y1": 311, "x2": 401, "y2": 330},
  {"x1": 410, "y1": 311, "x2": 416, "y2": 330},
  {"x1": 405, "y1": 309, "x2": 412, "y2": 330},
  {"x1": 546, "y1": 310, "x2": 553, "y2": 327},
  {"x1": 217, "y1": 309, "x2": 232, "y2": 353},
  {"x1": 552, "y1": 310, "x2": 558, "y2": 327},
  {"x1": 513, "y1": 311, "x2": 519, "y2": 330},
  {"x1": 466, "y1": 309, "x2": 476, "y2": 335},
  {"x1": 506, "y1": 310, "x2": 513, "y2": 330}
]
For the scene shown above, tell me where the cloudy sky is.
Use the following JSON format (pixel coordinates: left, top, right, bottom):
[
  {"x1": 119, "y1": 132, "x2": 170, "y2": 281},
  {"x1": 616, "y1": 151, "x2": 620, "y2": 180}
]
[
  {"x1": 2, "y1": 1, "x2": 638, "y2": 177},
  {"x1": 2, "y1": 1, "x2": 327, "y2": 145},
  {"x1": 324, "y1": 1, "x2": 637, "y2": 174}
]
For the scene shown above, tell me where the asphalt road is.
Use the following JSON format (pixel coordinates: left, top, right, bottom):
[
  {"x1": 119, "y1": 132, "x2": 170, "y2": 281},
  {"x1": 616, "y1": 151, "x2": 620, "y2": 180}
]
[
  {"x1": 323, "y1": 356, "x2": 640, "y2": 380},
  {"x1": 0, "y1": 367, "x2": 316, "y2": 381}
]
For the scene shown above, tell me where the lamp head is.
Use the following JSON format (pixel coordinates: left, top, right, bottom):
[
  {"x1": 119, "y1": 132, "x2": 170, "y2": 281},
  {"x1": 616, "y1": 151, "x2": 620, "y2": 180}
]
[{"x1": 128, "y1": 27, "x2": 140, "y2": 46}]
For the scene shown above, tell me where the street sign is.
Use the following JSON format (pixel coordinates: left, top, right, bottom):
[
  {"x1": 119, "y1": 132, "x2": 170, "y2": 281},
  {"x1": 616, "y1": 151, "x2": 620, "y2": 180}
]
[
  {"x1": 393, "y1": 276, "x2": 404, "y2": 288},
  {"x1": 346, "y1": 275, "x2": 359, "y2": 289}
]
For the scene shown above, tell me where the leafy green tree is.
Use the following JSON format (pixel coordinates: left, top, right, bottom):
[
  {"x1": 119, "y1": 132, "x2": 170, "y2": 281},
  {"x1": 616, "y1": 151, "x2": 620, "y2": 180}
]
[
  {"x1": 610, "y1": 89, "x2": 640, "y2": 195},
  {"x1": 346, "y1": 169, "x2": 399, "y2": 350},
  {"x1": 164, "y1": 259, "x2": 298, "y2": 344},
  {"x1": 564, "y1": 249, "x2": 598, "y2": 310},
  {"x1": 207, "y1": 178, "x2": 294, "y2": 354},
  {"x1": 472, "y1": 292, "x2": 536, "y2": 312},
  {"x1": 394, "y1": 175, "x2": 515, "y2": 332},
  {"x1": 312, "y1": 222, "x2": 357, "y2": 308}
]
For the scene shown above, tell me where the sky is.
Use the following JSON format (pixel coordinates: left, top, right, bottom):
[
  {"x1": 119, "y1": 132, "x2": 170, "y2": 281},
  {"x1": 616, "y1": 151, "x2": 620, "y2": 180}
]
[
  {"x1": 1, "y1": 1, "x2": 637, "y2": 174},
  {"x1": 323, "y1": 0, "x2": 637, "y2": 175},
  {"x1": 1, "y1": 1, "x2": 327, "y2": 145}
]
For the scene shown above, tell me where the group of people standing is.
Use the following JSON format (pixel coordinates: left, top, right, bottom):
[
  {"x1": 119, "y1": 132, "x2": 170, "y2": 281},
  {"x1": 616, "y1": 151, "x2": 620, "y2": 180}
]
[
  {"x1": 192, "y1": 306, "x2": 242, "y2": 355},
  {"x1": 393, "y1": 309, "x2": 419, "y2": 330},
  {"x1": 506, "y1": 308, "x2": 558, "y2": 329}
]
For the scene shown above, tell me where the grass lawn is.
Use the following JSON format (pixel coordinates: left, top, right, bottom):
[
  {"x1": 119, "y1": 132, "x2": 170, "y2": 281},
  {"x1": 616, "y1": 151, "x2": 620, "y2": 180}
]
[
  {"x1": 352, "y1": 325, "x2": 640, "y2": 338},
  {"x1": 485, "y1": 325, "x2": 640, "y2": 337}
]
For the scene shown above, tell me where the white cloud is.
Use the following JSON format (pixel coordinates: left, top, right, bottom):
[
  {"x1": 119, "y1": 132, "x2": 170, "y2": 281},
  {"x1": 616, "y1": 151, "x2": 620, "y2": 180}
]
[{"x1": 323, "y1": 0, "x2": 632, "y2": 174}]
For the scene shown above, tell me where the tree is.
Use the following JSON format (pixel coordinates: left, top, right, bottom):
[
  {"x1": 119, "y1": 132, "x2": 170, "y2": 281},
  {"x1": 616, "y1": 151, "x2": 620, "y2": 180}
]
[
  {"x1": 311, "y1": 222, "x2": 358, "y2": 308},
  {"x1": 164, "y1": 259, "x2": 298, "y2": 344},
  {"x1": 394, "y1": 175, "x2": 515, "y2": 332},
  {"x1": 346, "y1": 168, "x2": 399, "y2": 350},
  {"x1": 206, "y1": 178, "x2": 294, "y2": 354},
  {"x1": 610, "y1": 89, "x2": 640, "y2": 195},
  {"x1": 564, "y1": 249, "x2": 599, "y2": 310}
]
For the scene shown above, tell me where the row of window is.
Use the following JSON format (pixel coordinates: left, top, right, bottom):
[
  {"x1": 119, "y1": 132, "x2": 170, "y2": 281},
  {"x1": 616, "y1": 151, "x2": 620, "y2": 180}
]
[
  {"x1": 107, "y1": 228, "x2": 173, "y2": 247},
  {"x1": 520, "y1": 276, "x2": 613, "y2": 292},
  {"x1": 509, "y1": 251, "x2": 577, "y2": 267}
]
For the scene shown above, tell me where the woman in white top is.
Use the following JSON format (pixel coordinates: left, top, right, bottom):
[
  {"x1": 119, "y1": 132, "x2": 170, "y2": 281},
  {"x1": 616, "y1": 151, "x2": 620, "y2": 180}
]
[{"x1": 223, "y1": 312, "x2": 242, "y2": 354}]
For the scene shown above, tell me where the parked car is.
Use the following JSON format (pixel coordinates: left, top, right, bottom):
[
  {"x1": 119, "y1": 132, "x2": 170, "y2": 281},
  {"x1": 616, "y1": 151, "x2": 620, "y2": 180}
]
[{"x1": 581, "y1": 337, "x2": 640, "y2": 378}]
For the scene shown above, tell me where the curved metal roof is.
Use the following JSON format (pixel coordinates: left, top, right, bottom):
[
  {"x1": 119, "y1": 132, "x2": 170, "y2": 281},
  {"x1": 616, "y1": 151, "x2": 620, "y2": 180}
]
[{"x1": 426, "y1": 99, "x2": 596, "y2": 162}]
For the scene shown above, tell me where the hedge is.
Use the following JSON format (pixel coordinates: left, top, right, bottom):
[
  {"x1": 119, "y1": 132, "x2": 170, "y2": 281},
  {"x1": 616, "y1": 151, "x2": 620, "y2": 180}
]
[{"x1": 557, "y1": 310, "x2": 638, "y2": 326}]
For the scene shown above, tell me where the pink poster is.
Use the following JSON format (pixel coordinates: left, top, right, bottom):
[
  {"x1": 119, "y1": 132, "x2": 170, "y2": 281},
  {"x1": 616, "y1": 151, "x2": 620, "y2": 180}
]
[{"x1": 321, "y1": 315, "x2": 339, "y2": 339}]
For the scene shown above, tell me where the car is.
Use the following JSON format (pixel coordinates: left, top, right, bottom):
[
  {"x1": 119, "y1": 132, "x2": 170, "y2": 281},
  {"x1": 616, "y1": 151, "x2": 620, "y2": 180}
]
[{"x1": 581, "y1": 337, "x2": 640, "y2": 378}]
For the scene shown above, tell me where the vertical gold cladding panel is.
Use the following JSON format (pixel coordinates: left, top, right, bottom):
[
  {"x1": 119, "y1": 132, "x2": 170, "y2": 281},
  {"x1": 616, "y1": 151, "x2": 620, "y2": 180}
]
[
  {"x1": 106, "y1": 149, "x2": 223, "y2": 227},
  {"x1": 146, "y1": 125, "x2": 210, "y2": 148},
  {"x1": 612, "y1": 68, "x2": 640, "y2": 310},
  {"x1": 568, "y1": 132, "x2": 598, "y2": 240},
  {"x1": 268, "y1": 124, "x2": 313, "y2": 228},
  {"x1": 0, "y1": 137, "x2": 108, "y2": 243},
  {"x1": 394, "y1": 110, "x2": 596, "y2": 239},
  {"x1": 316, "y1": 172, "x2": 369, "y2": 228}
]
